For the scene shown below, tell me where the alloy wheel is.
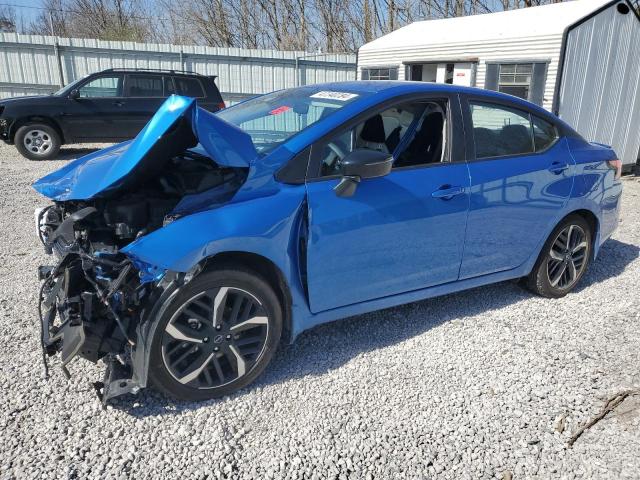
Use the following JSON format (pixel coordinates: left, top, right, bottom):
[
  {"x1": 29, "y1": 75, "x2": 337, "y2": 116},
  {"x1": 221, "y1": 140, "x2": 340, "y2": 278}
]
[
  {"x1": 23, "y1": 129, "x2": 53, "y2": 156},
  {"x1": 161, "y1": 287, "x2": 269, "y2": 389},
  {"x1": 547, "y1": 224, "x2": 588, "y2": 290}
]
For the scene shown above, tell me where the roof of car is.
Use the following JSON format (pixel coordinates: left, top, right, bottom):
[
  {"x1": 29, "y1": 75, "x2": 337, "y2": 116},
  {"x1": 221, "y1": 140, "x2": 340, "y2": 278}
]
[{"x1": 306, "y1": 80, "x2": 552, "y2": 115}]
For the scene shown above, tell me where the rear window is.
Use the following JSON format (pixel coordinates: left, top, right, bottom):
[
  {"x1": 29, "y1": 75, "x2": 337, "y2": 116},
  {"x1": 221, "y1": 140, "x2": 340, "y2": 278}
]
[
  {"x1": 174, "y1": 77, "x2": 205, "y2": 98},
  {"x1": 125, "y1": 75, "x2": 164, "y2": 97}
]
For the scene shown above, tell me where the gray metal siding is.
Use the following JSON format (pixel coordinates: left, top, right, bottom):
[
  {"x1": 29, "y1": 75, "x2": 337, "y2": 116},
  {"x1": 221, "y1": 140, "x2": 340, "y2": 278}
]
[
  {"x1": 0, "y1": 33, "x2": 356, "y2": 103},
  {"x1": 558, "y1": 4, "x2": 640, "y2": 167}
]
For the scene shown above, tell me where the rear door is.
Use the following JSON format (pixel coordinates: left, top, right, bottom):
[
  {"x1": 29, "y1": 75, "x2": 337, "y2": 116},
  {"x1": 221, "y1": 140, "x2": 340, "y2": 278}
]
[
  {"x1": 60, "y1": 74, "x2": 129, "y2": 140},
  {"x1": 304, "y1": 94, "x2": 470, "y2": 313},
  {"x1": 121, "y1": 74, "x2": 168, "y2": 136},
  {"x1": 459, "y1": 96, "x2": 574, "y2": 279}
]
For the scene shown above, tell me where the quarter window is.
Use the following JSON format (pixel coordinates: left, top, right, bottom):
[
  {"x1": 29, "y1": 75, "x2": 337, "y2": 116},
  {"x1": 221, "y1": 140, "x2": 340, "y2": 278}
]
[
  {"x1": 361, "y1": 67, "x2": 399, "y2": 81},
  {"x1": 174, "y1": 77, "x2": 205, "y2": 98},
  {"x1": 532, "y1": 115, "x2": 558, "y2": 151},
  {"x1": 471, "y1": 102, "x2": 533, "y2": 158},
  {"x1": 78, "y1": 76, "x2": 122, "y2": 98},
  {"x1": 498, "y1": 63, "x2": 533, "y2": 100},
  {"x1": 125, "y1": 75, "x2": 163, "y2": 97}
]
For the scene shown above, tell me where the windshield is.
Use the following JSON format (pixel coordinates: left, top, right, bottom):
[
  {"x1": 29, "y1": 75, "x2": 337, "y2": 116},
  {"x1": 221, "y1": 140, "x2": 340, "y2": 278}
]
[
  {"x1": 53, "y1": 78, "x2": 85, "y2": 96},
  {"x1": 216, "y1": 86, "x2": 369, "y2": 154}
]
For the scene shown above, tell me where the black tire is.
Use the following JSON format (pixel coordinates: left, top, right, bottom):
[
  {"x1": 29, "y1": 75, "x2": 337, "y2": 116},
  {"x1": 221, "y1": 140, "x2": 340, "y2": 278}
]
[
  {"x1": 526, "y1": 215, "x2": 592, "y2": 298},
  {"x1": 148, "y1": 267, "x2": 282, "y2": 401},
  {"x1": 14, "y1": 123, "x2": 61, "y2": 160}
]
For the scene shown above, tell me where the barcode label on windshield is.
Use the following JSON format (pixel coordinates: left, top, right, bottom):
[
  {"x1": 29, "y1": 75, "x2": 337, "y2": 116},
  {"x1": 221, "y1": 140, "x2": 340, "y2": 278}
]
[{"x1": 310, "y1": 91, "x2": 359, "y2": 101}]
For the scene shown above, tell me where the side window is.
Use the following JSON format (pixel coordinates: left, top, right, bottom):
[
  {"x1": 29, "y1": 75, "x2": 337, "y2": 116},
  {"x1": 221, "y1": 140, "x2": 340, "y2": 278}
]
[
  {"x1": 174, "y1": 77, "x2": 205, "y2": 98},
  {"x1": 78, "y1": 75, "x2": 122, "y2": 98},
  {"x1": 125, "y1": 75, "x2": 163, "y2": 97},
  {"x1": 470, "y1": 102, "x2": 533, "y2": 158},
  {"x1": 164, "y1": 76, "x2": 176, "y2": 95},
  {"x1": 318, "y1": 101, "x2": 447, "y2": 177},
  {"x1": 532, "y1": 115, "x2": 558, "y2": 151},
  {"x1": 361, "y1": 67, "x2": 399, "y2": 80}
]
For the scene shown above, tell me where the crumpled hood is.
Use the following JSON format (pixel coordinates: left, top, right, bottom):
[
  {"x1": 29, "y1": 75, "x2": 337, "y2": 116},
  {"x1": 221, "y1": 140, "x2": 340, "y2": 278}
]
[{"x1": 32, "y1": 95, "x2": 258, "y2": 201}]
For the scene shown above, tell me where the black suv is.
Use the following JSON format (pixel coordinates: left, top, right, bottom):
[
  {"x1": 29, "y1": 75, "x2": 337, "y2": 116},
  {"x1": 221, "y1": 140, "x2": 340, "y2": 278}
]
[{"x1": 0, "y1": 68, "x2": 225, "y2": 160}]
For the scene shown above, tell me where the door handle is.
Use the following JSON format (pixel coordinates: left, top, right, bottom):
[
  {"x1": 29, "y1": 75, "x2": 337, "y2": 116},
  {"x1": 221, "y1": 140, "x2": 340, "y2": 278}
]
[
  {"x1": 431, "y1": 185, "x2": 464, "y2": 200},
  {"x1": 113, "y1": 101, "x2": 125, "y2": 107},
  {"x1": 548, "y1": 162, "x2": 569, "y2": 174}
]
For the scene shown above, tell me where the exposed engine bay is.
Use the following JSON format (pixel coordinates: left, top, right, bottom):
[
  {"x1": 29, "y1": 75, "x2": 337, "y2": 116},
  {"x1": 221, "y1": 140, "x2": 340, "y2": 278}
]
[{"x1": 37, "y1": 148, "x2": 247, "y2": 403}]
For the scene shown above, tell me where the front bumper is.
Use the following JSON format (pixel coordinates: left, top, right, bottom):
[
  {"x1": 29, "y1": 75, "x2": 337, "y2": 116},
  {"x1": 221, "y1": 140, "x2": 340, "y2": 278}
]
[{"x1": 0, "y1": 116, "x2": 12, "y2": 142}]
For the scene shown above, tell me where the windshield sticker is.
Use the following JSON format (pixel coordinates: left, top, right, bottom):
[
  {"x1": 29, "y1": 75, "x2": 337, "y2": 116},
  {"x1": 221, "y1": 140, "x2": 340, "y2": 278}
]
[
  {"x1": 310, "y1": 91, "x2": 359, "y2": 101},
  {"x1": 269, "y1": 105, "x2": 292, "y2": 115}
]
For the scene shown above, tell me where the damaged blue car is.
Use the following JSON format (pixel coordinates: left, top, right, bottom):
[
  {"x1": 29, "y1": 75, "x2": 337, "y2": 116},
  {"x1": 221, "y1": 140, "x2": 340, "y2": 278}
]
[{"x1": 34, "y1": 82, "x2": 622, "y2": 402}]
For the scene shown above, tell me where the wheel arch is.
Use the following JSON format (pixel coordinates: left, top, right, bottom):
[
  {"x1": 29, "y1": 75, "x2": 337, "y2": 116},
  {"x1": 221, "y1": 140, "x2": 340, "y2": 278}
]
[
  {"x1": 10, "y1": 116, "x2": 65, "y2": 144},
  {"x1": 199, "y1": 251, "x2": 294, "y2": 343},
  {"x1": 561, "y1": 208, "x2": 600, "y2": 261}
]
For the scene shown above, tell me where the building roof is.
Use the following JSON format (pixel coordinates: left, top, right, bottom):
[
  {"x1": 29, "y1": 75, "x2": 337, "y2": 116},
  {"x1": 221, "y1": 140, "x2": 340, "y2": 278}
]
[{"x1": 360, "y1": 0, "x2": 613, "y2": 52}]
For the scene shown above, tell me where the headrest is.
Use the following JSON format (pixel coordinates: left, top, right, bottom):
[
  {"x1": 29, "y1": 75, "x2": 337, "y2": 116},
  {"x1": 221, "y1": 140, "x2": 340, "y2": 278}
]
[{"x1": 360, "y1": 114, "x2": 386, "y2": 143}]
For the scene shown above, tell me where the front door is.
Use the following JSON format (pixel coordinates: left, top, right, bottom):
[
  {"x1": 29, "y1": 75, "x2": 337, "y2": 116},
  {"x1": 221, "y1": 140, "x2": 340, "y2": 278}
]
[
  {"x1": 459, "y1": 98, "x2": 574, "y2": 279},
  {"x1": 305, "y1": 96, "x2": 470, "y2": 313},
  {"x1": 60, "y1": 74, "x2": 131, "y2": 140}
]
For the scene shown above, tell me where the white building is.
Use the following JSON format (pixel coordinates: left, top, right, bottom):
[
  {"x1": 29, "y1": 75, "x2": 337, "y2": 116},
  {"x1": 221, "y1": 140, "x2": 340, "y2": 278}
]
[{"x1": 358, "y1": 0, "x2": 640, "y2": 171}]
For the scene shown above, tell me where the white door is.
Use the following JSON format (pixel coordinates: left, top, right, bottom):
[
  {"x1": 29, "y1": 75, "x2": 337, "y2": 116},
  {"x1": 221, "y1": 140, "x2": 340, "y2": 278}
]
[{"x1": 452, "y1": 63, "x2": 474, "y2": 86}]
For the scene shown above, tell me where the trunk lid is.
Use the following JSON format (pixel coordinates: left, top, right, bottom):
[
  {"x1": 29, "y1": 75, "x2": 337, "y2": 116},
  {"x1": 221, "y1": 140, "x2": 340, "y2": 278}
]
[{"x1": 32, "y1": 95, "x2": 258, "y2": 201}]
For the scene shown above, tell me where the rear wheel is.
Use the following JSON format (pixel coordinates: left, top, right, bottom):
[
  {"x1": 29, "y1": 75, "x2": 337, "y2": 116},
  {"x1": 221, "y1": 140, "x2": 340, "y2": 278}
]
[
  {"x1": 526, "y1": 215, "x2": 592, "y2": 298},
  {"x1": 148, "y1": 267, "x2": 282, "y2": 401},
  {"x1": 15, "y1": 123, "x2": 61, "y2": 160}
]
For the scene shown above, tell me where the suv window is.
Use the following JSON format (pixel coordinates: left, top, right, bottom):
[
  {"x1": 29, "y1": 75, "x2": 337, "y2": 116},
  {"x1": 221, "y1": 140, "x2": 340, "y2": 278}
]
[
  {"x1": 164, "y1": 76, "x2": 176, "y2": 95},
  {"x1": 125, "y1": 75, "x2": 164, "y2": 97},
  {"x1": 174, "y1": 77, "x2": 205, "y2": 98},
  {"x1": 78, "y1": 75, "x2": 122, "y2": 98},
  {"x1": 318, "y1": 101, "x2": 447, "y2": 177},
  {"x1": 470, "y1": 102, "x2": 533, "y2": 158}
]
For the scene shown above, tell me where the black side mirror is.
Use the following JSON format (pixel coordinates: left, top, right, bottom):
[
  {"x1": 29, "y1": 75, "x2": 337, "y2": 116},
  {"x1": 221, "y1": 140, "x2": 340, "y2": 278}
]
[
  {"x1": 334, "y1": 149, "x2": 393, "y2": 197},
  {"x1": 69, "y1": 89, "x2": 80, "y2": 100}
]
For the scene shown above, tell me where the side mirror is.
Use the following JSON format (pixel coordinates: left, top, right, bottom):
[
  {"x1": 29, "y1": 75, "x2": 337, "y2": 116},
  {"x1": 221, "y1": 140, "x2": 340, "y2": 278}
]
[
  {"x1": 334, "y1": 149, "x2": 393, "y2": 198},
  {"x1": 69, "y1": 89, "x2": 80, "y2": 100}
]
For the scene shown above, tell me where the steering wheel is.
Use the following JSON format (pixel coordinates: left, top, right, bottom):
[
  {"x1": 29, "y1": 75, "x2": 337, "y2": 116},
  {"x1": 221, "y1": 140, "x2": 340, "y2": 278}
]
[
  {"x1": 327, "y1": 141, "x2": 347, "y2": 160},
  {"x1": 322, "y1": 140, "x2": 349, "y2": 175}
]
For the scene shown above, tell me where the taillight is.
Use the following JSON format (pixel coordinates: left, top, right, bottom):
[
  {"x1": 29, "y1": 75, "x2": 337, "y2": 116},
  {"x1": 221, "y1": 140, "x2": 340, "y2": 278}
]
[
  {"x1": 607, "y1": 158, "x2": 622, "y2": 180},
  {"x1": 217, "y1": 102, "x2": 226, "y2": 110}
]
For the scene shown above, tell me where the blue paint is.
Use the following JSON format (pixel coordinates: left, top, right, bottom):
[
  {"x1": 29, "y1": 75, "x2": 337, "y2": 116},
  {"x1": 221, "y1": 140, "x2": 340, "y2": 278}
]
[{"x1": 32, "y1": 82, "x2": 623, "y2": 342}]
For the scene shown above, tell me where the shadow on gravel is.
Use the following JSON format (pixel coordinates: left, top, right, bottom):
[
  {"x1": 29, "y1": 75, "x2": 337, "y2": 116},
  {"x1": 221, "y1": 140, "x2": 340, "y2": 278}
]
[
  {"x1": 114, "y1": 238, "x2": 639, "y2": 417},
  {"x1": 49, "y1": 147, "x2": 103, "y2": 161}
]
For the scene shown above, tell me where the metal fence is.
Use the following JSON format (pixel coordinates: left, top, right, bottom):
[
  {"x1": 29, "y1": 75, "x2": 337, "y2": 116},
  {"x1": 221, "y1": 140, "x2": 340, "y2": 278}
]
[{"x1": 0, "y1": 33, "x2": 356, "y2": 103}]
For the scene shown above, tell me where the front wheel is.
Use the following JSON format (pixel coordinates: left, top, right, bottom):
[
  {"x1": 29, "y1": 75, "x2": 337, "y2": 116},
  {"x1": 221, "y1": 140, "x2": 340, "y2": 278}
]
[
  {"x1": 148, "y1": 267, "x2": 282, "y2": 401},
  {"x1": 14, "y1": 123, "x2": 61, "y2": 160},
  {"x1": 526, "y1": 215, "x2": 592, "y2": 298}
]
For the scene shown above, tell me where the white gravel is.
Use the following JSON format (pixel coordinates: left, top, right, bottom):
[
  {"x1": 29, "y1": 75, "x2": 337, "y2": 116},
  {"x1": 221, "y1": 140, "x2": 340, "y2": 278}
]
[{"x1": 1, "y1": 141, "x2": 639, "y2": 480}]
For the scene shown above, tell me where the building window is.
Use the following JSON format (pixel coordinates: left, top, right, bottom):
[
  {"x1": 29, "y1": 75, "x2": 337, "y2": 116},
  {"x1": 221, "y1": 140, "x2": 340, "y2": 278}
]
[
  {"x1": 498, "y1": 63, "x2": 533, "y2": 100},
  {"x1": 361, "y1": 67, "x2": 398, "y2": 81}
]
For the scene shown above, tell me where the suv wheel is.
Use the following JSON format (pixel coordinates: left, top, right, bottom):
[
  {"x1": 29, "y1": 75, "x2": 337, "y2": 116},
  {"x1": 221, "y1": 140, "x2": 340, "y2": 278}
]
[
  {"x1": 148, "y1": 267, "x2": 282, "y2": 401},
  {"x1": 15, "y1": 123, "x2": 61, "y2": 160},
  {"x1": 526, "y1": 215, "x2": 592, "y2": 298}
]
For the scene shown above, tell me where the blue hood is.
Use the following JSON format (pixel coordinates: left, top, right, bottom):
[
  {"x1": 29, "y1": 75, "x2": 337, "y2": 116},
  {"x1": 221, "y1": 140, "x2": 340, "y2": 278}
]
[{"x1": 32, "y1": 95, "x2": 258, "y2": 201}]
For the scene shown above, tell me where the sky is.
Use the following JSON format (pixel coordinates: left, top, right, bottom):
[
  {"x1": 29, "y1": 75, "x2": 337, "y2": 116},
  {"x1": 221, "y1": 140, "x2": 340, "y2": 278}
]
[{"x1": 2, "y1": 0, "x2": 44, "y2": 29}]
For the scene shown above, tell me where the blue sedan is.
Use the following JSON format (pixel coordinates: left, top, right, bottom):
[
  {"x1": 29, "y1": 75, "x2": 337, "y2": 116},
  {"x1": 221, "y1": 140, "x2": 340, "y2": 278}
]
[{"x1": 33, "y1": 82, "x2": 622, "y2": 402}]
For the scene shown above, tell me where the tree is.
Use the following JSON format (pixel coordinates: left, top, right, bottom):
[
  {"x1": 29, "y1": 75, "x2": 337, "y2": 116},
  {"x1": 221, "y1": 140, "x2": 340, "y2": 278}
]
[
  {"x1": 0, "y1": 5, "x2": 17, "y2": 33},
  {"x1": 30, "y1": 0, "x2": 152, "y2": 41}
]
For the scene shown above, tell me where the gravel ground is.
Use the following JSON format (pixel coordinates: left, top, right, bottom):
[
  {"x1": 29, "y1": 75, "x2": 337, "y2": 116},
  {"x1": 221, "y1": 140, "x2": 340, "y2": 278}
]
[{"x1": 0, "y1": 141, "x2": 639, "y2": 480}]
